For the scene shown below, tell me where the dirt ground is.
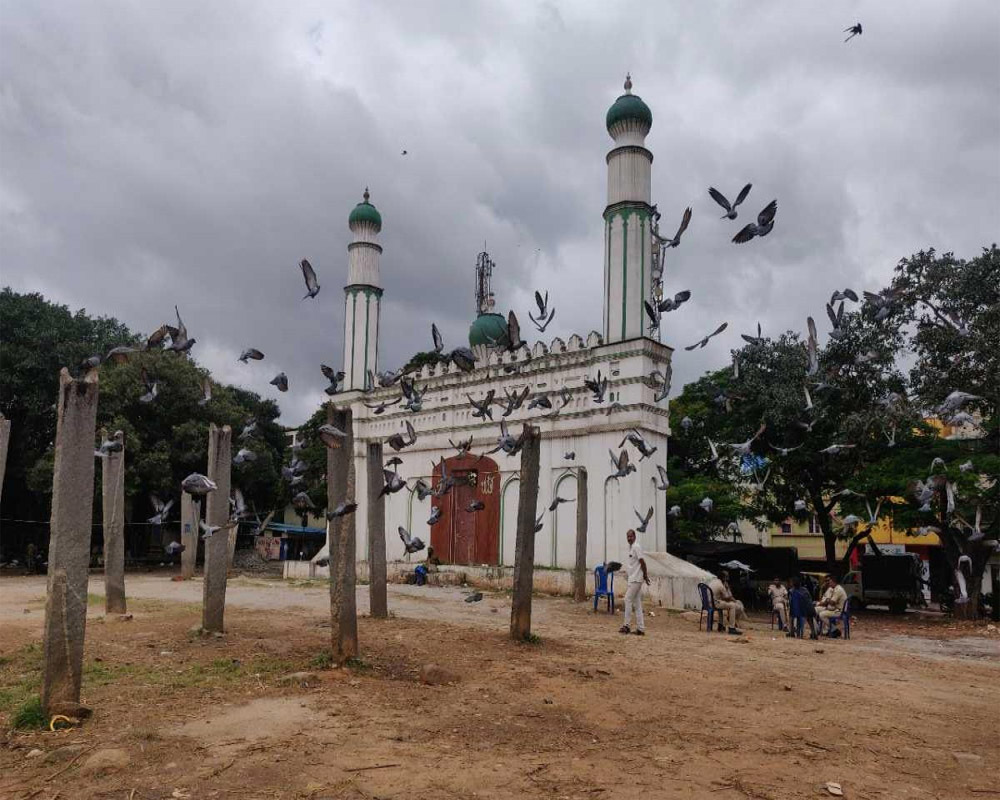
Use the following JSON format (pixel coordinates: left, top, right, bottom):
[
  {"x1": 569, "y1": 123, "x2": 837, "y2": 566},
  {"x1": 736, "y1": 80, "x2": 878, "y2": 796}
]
[{"x1": 1, "y1": 573, "x2": 998, "y2": 800}]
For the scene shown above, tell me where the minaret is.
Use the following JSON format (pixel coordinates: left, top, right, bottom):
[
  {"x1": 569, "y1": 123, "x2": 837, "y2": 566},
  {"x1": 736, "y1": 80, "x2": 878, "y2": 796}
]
[
  {"x1": 603, "y1": 74, "x2": 654, "y2": 343},
  {"x1": 342, "y1": 188, "x2": 383, "y2": 391}
]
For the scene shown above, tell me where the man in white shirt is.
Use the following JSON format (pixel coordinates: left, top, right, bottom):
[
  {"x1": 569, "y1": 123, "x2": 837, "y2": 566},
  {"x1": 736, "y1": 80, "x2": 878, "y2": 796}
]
[{"x1": 619, "y1": 529, "x2": 650, "y2": 636}]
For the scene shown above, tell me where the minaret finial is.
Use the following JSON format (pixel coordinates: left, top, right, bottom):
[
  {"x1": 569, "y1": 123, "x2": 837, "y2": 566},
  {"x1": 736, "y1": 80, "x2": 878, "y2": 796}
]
[
  {"x1": 363, "y1": 186, "x2": 370, "y2": 203},
  {"x1": 624, "y1": 73, "x2": 632, "y2": 94}
]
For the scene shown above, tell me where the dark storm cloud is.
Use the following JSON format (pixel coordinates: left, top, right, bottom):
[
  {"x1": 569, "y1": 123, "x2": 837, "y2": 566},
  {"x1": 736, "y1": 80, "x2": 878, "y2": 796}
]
[{"x1": 2, "y1": 1, "x2": 997, "y2": 423}]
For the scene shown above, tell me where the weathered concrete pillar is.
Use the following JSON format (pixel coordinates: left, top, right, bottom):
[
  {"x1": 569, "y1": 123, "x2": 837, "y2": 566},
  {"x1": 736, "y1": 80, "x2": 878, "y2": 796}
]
[
  {"x1": 180, "y1": 493, "x2": 199, "y2": 579},
  {"x1": 0, "y1": 412, "x2": 11, "y2": 506},
  {"x1": 101, "y1": 430, "x2": 126, "y2": 615},
  {"x1": 510, "y1": 425, "x2": 541, "y2": 641},
  {"x1": 227, "y1": 525, "x2": 238, "y2": 569},
  {"x1": 573, "y1": 468, "x2": 589, "y2": 603},
  {"x1": 41, "y1": 368, "x2": 99, "y2": 717},
  {"x1": 367, "y1": 441, "x2": 387, "y2": 619},
  {"x1": 328, "y1": 406, "x2": 358, "y2": 663},
  {"x1": 201, "y1": 424, "x2": 232, "y2": 633}
]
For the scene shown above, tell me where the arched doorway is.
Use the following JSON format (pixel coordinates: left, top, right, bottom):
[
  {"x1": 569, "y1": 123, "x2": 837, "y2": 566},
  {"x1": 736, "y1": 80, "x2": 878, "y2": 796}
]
[
  {"x1": 603, "y1": 476, "x2": 621, "y2": 564},
  {"x1": 552, "y1": 471, "x2": 578, "y2": 568},
  {"x1": 431, "y1": 454, "x2": 501, "y2": 565},
  {"x1": 500, "y1": 476, "x2": 520, "y2": 566}
]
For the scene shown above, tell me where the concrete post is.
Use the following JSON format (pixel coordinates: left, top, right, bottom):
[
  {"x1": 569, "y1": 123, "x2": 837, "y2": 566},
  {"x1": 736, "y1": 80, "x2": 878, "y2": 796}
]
[
  {"x1": 0, "y1": 412, "x2": 11, "y2": 506},
  {"x1": 510, "y1": 425, "x2": 541, "y2": 641},
  {"x1": 41, "y1": 368, "x2": 99, "y2": 717},
  {"x1": 101, "y1": 429, "x2": 126, "y2": 615},
  {"x1": 180, "y1": 493, "x2": 199, "y2": 579},
  {"x1": 573, "y1": 468, "x2": 589, "y2": 603},
  {"x1": 327, "y1": 405, "x2": 358, "y2": 663},
  {"x1": 201, "y1": 424, "x2": 232, "y2": 633},
  {"x1": 227, "y1": 525, "x2": 238, "y2": 569},
  {"x1": 367, "y1": 441, "x2": 387, "y2": 619}
]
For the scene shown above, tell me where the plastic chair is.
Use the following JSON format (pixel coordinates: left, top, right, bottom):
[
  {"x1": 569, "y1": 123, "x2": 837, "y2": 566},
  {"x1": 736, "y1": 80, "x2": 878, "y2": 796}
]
[
  {"x1": 593, "y1": 565, "x2": 615, "y2": 614},
  {"x1": 697, "y1": 582, "x2": 720, "y2": 632},
  {"x1": 823, "y1": 597, "x2": 852, "y2": 639}
]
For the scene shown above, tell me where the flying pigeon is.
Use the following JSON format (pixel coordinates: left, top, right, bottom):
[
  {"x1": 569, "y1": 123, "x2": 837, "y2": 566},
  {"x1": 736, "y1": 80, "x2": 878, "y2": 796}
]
[
  {"x1": 699, "y1": 497, "x2": 714, "y2": 513},
  {"x1": 528, "y1": 394, "x2": 553, "y2": 411},
  {"x1": 148, "y1": 495, "x2": 174, "y2": 525},
  {"x1": 549, "y1": 495, "x2": 572, "y2": 512},
  {"x1": 198, "y1": 378, "x2": 212, "y2": 407},
  {"x1": 793, "y1": 499, "x2": 808, "y2": 513},
  {"x1": 708, "y1": 184, "x2": 752, "y2": 220},
  {"x1": 318, "y1": 423, "x2": 347, "y2": 447},
  {"x1": 166, "y1": 305, "x2": 195, "y2": 353},
  {"x1": 660, "y1": 206, "x2": 692, "y2": 248},
  {"x1": 240, "y1": 421, "x2": 258, "y2": 439},
  {"x1": 164, "y1": 540, "x2": 185, "y2": 556},
  {"x1": 468, "y1": 390, "x2": 496, "y2": 421},
  {"x1": 326, "y1": 501, "x2": 358, "y2": 519},
  {"x1": 634, "y1": 506, "x2": 654, "y2": 533},
  {"x1": 104, "y1": 345, "x2": 139, "y2": 364},
  {"x1": 379, "y1": 469, "x2": 407, "y2": 497},
  {"x1": 398, "y1": 526, "x2": 426, "y2": 554},
  {"x1": 233, "y1": 448, "x2": 256, "y2": 465},
  {"x1": 449, "y1": 436, "x2": 474, "y2": 458},
  {"x1": 292, "y1": 491, "x2": 316, "y2": 511},
  {"x1": 667, "y1": 505, "x2": 681, "y2": 518},
  {"x1": 732, "y1": 200, "x2": 777, "y2": 244},
  {"x1": 684, "y1": 322, "x2": 728, "y2": 351},
  {"x1": 741, "y1": 322, "x2": 764, "y2": 345},
  {"x1": 819, "y1": 444, "x2": 855, "y2": 455},
  {"x1": 364, "y1": 396, "x2": 402, "y2": 415},
  {"x1": 270, "y1": 372, "x2": 289, "y2": 392},
  {"x1": 584, "y1": 370, "x2": 609, "y2": 403},
  {"x1": 139, "y1": 368, "x2": 158, "y2": 403},
  {"x1": 427, "y1": 506, "x2": 443, "y2": 525},
  {"x1": 830, "y1": 288, "x2": 858, "y2": 304},
  {"x1": 238, "y1": 348, "x2": 265, "y2": 363},
  {"x1": 181, "y1": 473, "x2": 217, "y2": 496},
  {"x1": 719, "y1": 560, "x2": 754, "y2": 572},
  {"x1": 400, "y1": 378, "x2": 427, "y2": 412},
  {"x1": 465, "y1": 500, "x2": 485, "y2": 513},
  {"x1": 94, "y1": 433, "x2": 123, "y2": 458},
  {"x1": 805, "y1": 316, "x2": 819, "y2": 376},
  {"x1": 620, "y1": 428, "x2": 658, "y2": 461},
  {"x1": 724, "y1": 423, "x2": 766, "y2": 456},
  {"x1": 387, "y1": 420, "x2": 418, "y2": 452},
  {"x1": 609, "y1": 449, "x2": 635, "y2": 480},
  {"x1": 937, "y1": 391, "x2": 981, "y2": 416},
  {"x1": 563, "y1": 451, "x2": 576, "y2": 461},
  {"x1": 844, "y1": 22, "x2": 862, "y2": 42},
  {"x1": 199, "y1": 520, "x2": 236, "y2": 540},
  {"x1": 654, "y1": 465, "x2": 670, "y2": 491},
  {"x1": 300, "y1": 259, "x2": 320, "y2": 299},
  {"x1": 529, "y1": 290, "x2": 556, "y2": 333},
  {"x1": 410, "y1": 479, "x2": 433, "y2": 502},
  {"x1": 770, "y1": 442, "x2": 802, "y2": 456}
]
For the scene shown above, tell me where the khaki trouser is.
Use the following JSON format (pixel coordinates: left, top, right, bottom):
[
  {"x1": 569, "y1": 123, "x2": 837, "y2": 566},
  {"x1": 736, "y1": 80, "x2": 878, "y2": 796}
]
[
  {"x1": 624, "y1": 582, "x2": 645, "y2": 632},
  {"x1": 715, "y1": 600, "x2": 737, "y2": 629},
  {"x1": 818, "y1": 607, "x2": 841, "y2": 629},
  {"x1": 773, "y1": 600, "x2": 788, "y2": 628}
]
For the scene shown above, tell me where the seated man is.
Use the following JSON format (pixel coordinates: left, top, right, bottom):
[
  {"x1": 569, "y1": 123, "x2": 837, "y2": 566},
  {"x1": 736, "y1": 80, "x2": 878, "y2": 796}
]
[
  {"x1": 788, "y1": 576, "x2": 819, "y2": 639},
  {"x1": 816, "y1": 575, "x2": 848, "y2": 637},
  {"x1": 768, "y1": 577, "x2": 789, "y2": 631},
  {"x1": 708, "y1": 570, "x2": 743, "y2": 635}
]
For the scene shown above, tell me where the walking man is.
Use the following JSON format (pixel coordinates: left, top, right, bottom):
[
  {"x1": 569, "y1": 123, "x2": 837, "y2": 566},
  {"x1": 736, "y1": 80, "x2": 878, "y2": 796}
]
[{"x1": 619, "y1": 529, "x2": 650, "y2": 636}]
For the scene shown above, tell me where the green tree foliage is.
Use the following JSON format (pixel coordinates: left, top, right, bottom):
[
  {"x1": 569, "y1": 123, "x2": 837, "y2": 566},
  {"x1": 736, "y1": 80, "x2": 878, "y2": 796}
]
[{"x1": 0, "y1": 290, "x2": 288, "y2": 527}]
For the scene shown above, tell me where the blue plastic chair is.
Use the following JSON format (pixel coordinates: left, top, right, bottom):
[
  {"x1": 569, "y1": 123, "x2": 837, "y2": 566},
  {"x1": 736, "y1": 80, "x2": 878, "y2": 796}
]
[
  {"x1": 823, "y1": 597, "x2": 852, "y2": 639},
  {"x1": 593, "y1": 565, "x2": 615, "y2": 613},
  {"x1": 697, "y1": 582, "x2": 720, "y2": 632}
]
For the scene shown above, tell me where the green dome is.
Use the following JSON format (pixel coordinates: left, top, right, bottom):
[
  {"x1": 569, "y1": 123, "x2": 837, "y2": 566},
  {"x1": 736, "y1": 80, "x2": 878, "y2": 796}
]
[
  {"x1": 606, "y1": 93, "x2": 652, "y2": 132},
  {"x1": 348, "y1": 189, "x2": 382, "y2": 231},
  {"x1": 469, "y1": 313, "x2": 509, "y2": 348}
]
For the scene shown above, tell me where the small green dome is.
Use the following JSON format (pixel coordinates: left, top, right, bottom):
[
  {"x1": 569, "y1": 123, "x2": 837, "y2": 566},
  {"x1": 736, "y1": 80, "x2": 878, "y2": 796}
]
[
  {"x1": 606, "y1": 93, "x2": 652, "y2": 132},
  {"x1": 469, "y1": 313, "x2": 509, "y2": 348},
  {"x1": 348, "y1": 188, "x2": 382, "y2": 231}
]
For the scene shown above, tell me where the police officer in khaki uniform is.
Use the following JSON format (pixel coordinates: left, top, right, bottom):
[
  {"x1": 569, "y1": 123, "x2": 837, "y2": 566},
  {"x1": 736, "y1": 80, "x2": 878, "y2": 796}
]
[
  {"x1": 708, "y1": 570, "x2": 743, "y2": 635},
  {"x1": 768, "y1": 577, "x2": 789, "y2": 631},
  {"x1": 817, "y1": 575, "x2": 848, "y2": 636}
]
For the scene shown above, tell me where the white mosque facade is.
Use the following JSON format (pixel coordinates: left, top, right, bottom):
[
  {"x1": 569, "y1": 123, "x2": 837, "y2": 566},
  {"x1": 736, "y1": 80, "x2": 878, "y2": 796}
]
[{"x1": 308, "y1": 78, "x2": 705, "y2": 589}]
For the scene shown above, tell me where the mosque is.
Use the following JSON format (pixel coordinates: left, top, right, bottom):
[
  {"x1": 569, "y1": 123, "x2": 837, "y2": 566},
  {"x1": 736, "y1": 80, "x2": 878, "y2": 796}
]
[{"x1": 305, "y1": 77, "x2": 709, "y2": 602}]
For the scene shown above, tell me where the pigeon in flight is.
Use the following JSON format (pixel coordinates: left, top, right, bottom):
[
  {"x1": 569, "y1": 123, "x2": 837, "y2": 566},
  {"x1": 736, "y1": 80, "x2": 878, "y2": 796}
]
[
  {"x1": 148, "y1": 495, "x2": 174, "y2": 525},
  {"x1": 741, "y1": 322, "x2": 764, "y2": 345},
  {"x1": 805, "y1": 316, "x2": 819, "y2": 376},
  {"x1": 549, "y1": 495, "x2": 573, "y2": 512},
  {"x1": 937, "y1": 391, "x2": 981, "y2": 416},
  {"x1": 770, "y1": 442, "x2": 802, "y2": 456},
  {"x1": 233, "y1": 448, "x2": 257, "y2": 465},
  {"x1": 486, "y1": 419, "x2": 524, "y2": 457},
  {"x1": 409, "y1": 479, "x2": 433, "y2": 502},
  {"x1": 844, "y1": 22, "x2": 862, "y2": 42},
  {"x1": 465, "y1": 500, "x2": 485, "y2": 513},
  {"x1": 427, "y1": 506, "x2": 443, "y2": 525},
  {"x1": 270, "y1": 372, "x2": 289, "y2": 392},
  {"x1": 197, "y1": 378, "x2": 212, "y2": 407},
  {"x1": 707, "y1": 438, "x2": 720, "y2": 464},
  {"x1": 529, "y1": 290, "x2": 556, "y2": 333},
  {"x1": 321, "y1": 364, "x2": 345, "y2": 395},
  {"x1": 620, "y1": 428, "x2": 658, "y2": 461},
  {"x1": 364, "y1": 396, "x2": 401, "y2": 415},
  {"x1": 634, "y1": 506, "x2": 654, "y2": 533},
  {"x1": 292, "y1": 491, "x2": 316, "y2": 512},
  {"x1": 658, "y1": 289, "x2": 692, "y2": 314},
  {"x1": 145, "y1": 323, "x2": 172, "y2": 350},
  {"x1": 793, "y1": 499, "x2": 808, "y2": 513},
  {"x1": 654, "y1": 465, "x2": 670, "y2": 491},
  {"x1": 139, "y1": 368, "x2": 158, "y2": 403},
  {"x1": 584, "y1": 371, "x2": 609, "y2": 403},
  {"x1": 239, "y1": 420, "x2": 258, "y2": 439},
  {"x1": 819, "y1": 443, "x2": 855, "y2": 455},
  {"x1": 398, "y1": 526, "x2": 426, "y2": 554},
  {"x1": 708, "y1": 184, "x2": 752, "y2": 220},
  {"x1": 468, "y1": 390, "x2": 496, "y2": 421},
  {"x1": 660, "y1": 207, "x2": 692, "y2": 248},
  {"x1": 164, "y1": 540, "x2": 185, "y2": 556},
  {"x1": 548, "y1": 388, "x2": 574, "y2": 418},
  {"x1": 300, "y1": 259, "x2": 320, "y2": 299},
  {"x1": 528, "y1": 394, "x2": 552, "y2": 411},
  {"x1": 564, "y1": 451, "x2": 576, "y2": 461},
  {"x1": 667, "y1": 505, "x2": 681, "y2": 518},
  {"x1": 182, "y1": 473, "x2": 217, "y2": 496},
  {"x1": 386, "y1": 420, "x2": 418, "y2": 452},
  {"x1": 400, "y1": 377, "x2": 427, "y2": 412},
  {"x1": 239, "y1": 348, "x2": 265, "y2": 364},
  {"x1": 732, "y1": 200, "x2": 777, "y2": 244},
  {"x1": 830, "y1": 288, "x2": 858, "y2": 304},
  {"x1": 327, "y1": 501, "x2": 358, "y2": 519},
  {"x1": 609, "y1": 449, "x2": 636, "y2": 480},
  {"x1": 684, "y1": 322, "x2": 728, "y2": 351},
  {"x1": 449, "y1": 436, "x2": 473, "y2": 458},
  {"x1": 379, "y1": 469, "x2": 407, "y2": 497},
  {"x1": 826, "y1": 301, "x2": 847, "y2": 340},
  {"x1": 699, "y1": 497, "x2": 714, "y2": 513},
  {"x1": 166, "y1": 305, "x2": 196, "y2": 353},
  {"x1": 94, "y1": 432, "x2": 123, "y2": 458},
  {"x1": 680, "y1": 416, "x2": 693, "y2": 431},
  {"x1": 449, "y1": 347, "x2": 477, "y2": 373},
  {"x1": 199, "y1": 520, "x2": 236, "y2": 540},
  {"x1": 723, "y1": 423, "x2": 766, "y2": 455},
  {"x1": 500, "y1": 386, "x2": 530, "y2": 418},
  {"x1": 104, "y1": 345, "x2": 139, "y2": 364}
]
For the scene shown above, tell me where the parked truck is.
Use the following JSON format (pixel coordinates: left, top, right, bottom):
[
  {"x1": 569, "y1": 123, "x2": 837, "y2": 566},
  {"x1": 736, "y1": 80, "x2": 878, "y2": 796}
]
[{"x1": 841, "y1": 552, "x2": 925, "y2": 613}]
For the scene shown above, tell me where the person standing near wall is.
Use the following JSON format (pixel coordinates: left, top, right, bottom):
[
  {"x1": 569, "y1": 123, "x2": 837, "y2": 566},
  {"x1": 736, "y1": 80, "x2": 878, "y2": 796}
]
[{"x1": 619, "y1": 529, "x2": 649, "y2": 636}]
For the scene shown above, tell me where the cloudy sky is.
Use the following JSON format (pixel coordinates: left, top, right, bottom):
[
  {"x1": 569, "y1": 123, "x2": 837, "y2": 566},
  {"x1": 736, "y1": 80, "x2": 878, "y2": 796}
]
[{"x1": 2, "y1": 1, "x2": 997, "y2": 424}]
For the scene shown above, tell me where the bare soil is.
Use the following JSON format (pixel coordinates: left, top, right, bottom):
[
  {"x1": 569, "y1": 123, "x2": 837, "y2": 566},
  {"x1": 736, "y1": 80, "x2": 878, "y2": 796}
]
[{"x1": 1, "y1": 573, "x2": 998, "y2": 800}]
